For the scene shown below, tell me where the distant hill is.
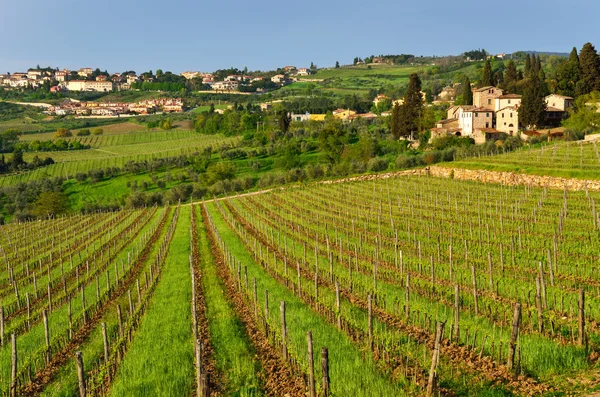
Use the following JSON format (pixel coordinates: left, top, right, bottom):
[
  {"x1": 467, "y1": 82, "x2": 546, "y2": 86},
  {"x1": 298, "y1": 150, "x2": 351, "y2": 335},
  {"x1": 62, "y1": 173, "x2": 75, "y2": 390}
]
[{"x1": 513, "y1": 50, "x2": 570, "y2": 58}]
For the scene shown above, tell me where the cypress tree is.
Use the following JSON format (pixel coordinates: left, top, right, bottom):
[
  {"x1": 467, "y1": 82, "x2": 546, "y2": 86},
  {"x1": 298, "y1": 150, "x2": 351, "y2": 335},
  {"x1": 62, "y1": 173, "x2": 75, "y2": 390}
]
[
  {"x1": 482, "y1": 59, "x2": 494, "y2": 87},
  {"x1": 539, "y1": 69, "x2": 550, "y2": 98},
  {"x1": 278, "y1": 109, "x2": 291, "y2": 133},
  {"x1": 520, "y1": 73, "x2": 547, "y2": 129},
  {"x1": 504, "y1": 61, "x2": 519, "y2": 93},
  {"x1": 576, "y1": 42, "x2": 600, "y2": 96},
  {"x1": 494, "y1": 71, "x2": 504, "y2": 88},
  {"x1": 524, "y1": 54, "x2": 532, "y2": 77},
  {"x1": 391, "y1": 102, "x2": 401, "y2": 138},
  {"x1": 532, "y1": 55, "x2": 541, "y2": 75},
  {"x1": 398, "y1": 73, "x2": 423, "y2": 140},
  {"x1": 461, "y1": 75, "x2": 473, "y2": 105},
  {"x1": 556, "y1": 47, "x2": 581, "y2": 97}
]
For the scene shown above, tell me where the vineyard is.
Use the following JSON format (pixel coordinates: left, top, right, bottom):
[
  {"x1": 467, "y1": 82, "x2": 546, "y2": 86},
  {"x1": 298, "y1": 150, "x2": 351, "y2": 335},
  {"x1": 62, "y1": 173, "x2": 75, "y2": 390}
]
[
  {"x1": 0, "y1": 132, "x2": 238, "y2": 186},
  {"x1": 453, "y1": 139, "x2": 600, "y2": 180},
  {"x1": 1, "y1": 173, "x2": 600, "y2": 396}
]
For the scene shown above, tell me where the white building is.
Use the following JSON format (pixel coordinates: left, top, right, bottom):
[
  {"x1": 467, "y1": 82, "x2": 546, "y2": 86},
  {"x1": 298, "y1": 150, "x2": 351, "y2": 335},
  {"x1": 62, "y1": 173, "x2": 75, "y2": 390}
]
[
  {"x1": 66, "y1": 80, "x2": 113, "y2": 92},
  {"x1": 212, "y1": 80, "x2": 239, "y2": 91}
]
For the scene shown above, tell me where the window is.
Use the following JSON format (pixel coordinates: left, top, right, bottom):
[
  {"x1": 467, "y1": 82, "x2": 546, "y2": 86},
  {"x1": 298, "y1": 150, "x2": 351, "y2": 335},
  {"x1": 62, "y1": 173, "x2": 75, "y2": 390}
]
[
  {"x1": 486, "y1": 122, "x2": 489, "y2": 128},
  {"x1": 510, "y1": 113, "x2": 513, "y2": 118},
  {"x1": 508, "y1": 100, "x2": 511, "y2": 104},
  {"x1": 475, "y1": 113, "x2": 478, "y2": 117},
  {"x1": 488, "y1": 99, "x2": 492, "y2": 105},
  {"x1": 486, "y1": 113, "x2": 489, "y2": 117}
]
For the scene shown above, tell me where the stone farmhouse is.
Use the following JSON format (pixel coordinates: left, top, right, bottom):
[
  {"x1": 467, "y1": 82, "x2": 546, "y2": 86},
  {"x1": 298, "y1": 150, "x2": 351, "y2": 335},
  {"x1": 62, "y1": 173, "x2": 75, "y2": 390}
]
[{"x1": 432, "y1": 85, "x2": 573, "y2": 144}]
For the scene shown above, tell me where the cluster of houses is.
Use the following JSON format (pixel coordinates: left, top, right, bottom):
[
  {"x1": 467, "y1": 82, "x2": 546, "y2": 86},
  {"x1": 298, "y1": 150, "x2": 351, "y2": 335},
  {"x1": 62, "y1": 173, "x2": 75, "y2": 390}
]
[
  {"x1": 180, "y1": 65, "x2": 310, "y2": 92},
  {"x1": 431, "y1": 86, "x2": 573, "y2": 143},
  {"x1": 0, "y1": 67, "x2": 156, "y2": 92},
  {"x1": 43, "y1": 98, "x2": 184, "y2": 117},
  {"x1": 1, "y1": 64, "x2": 315, "y2": 94}
]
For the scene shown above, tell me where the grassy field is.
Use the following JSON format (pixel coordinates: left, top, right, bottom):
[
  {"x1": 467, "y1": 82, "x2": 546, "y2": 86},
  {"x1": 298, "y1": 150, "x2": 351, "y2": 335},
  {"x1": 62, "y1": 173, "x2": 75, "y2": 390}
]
[{"x1": 191, "y1": 104, "x2": 231, "y2": 113}]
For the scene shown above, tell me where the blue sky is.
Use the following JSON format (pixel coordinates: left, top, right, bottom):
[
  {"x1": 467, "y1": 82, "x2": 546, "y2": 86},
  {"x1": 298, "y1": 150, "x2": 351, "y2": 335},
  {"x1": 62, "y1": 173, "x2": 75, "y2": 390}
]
[{"x1": 1, "y1": 0, "x2": 597, "y2": 74}]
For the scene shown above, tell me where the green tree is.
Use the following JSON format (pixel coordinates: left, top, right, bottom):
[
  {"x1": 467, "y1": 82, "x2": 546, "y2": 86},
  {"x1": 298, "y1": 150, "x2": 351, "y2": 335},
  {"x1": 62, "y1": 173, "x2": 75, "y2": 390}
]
[
  {"x1": 562, "y1": 92, "x2": 600, "y2": 136},
  {"x1": 391, "y1": 102, "x2": 401, "y2": 138},
  {"x1": 576, "y1": 42, "x2": 600, "y2": 96},
  {"x1": 461, "y1": 75, "x2": 473, "y2": 105},
  {"x1": 0, "y1": 129, "x2": 22, "y2": 152},
  {"x1": 11, "y1": 149, "x2": 25, "y2": 170},
  {"x1": 503, "y1": 61, "x2": 519, "y2": 93},
  {"x1": 524, "y1": 54, "x2": 532, "y2": 77},
  {"x1": 278, "y1": 110, "x2": 291, "y2": 133},
  {"x1": 32, "y1": 192, "x2": 70, "y2": 219},
  {"x1": 160, "y1": 118, "x2": 173, "y2": 130},
  {"x1": 318, "y1": 122, "x2": 345, "y2": 164},
  {"x1": 398, "y1": 73, "x2": 424, "y2": 139},
  {"x1": 335, "y1": 61, "x2": 340, "y2": 68},
  {"x1": 481, "y1": 59, "x2": 494, "y2": 87},
  {"x1": 556, "y1": 47, "x2": 580, "y2": 97},
  {"x1": 520, "y1": 73, "x2": 547, "y2": 129}
]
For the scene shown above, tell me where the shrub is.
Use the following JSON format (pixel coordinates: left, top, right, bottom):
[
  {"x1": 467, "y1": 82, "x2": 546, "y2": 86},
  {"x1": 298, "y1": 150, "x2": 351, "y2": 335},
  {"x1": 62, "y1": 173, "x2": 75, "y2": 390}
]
[
  {"x1": 367, "y1": 157, "x2": 389, "y2": 172},
  {"x1": 76, "y1": 129, "x2": 91, "y2": 136},
  {"x1": 55, "y1": 128, "x2": 72, "y2": 138},
  {"x1": 395, "y1": 155, "x2": 416, "y2": 169},
  {"x1": 92, "y1": 128, "x2": 104, "y2": 135}
]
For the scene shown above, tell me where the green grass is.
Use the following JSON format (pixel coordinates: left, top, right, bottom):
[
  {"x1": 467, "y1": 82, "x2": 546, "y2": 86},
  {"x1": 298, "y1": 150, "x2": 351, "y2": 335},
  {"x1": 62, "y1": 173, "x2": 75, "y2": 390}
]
[
  {"x1": 109, "y1": 207, "x2": 194, "y2": 397},
  {"x1": 206, "y1": 201, "x2": 406, "y2": 397},
  {"x1": 192, "y1": 104, "x2": 230, "y2": 113},
  {"x1": 195, "y1": 205, "x2": 264, "y2": 396}
]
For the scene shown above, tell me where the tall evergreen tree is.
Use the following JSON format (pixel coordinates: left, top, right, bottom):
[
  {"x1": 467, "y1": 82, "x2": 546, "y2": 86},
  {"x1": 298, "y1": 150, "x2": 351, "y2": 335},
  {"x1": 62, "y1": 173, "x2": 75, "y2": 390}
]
[
  {"x1": 391, "y1": 102, "x2": 401, "y2": 138},
  {"x1": 481, "y1": 59, "x2": 494, "y2": 87},
  {"x1": 398, "y1": 73, "x2": 423, "y2": 140},
  {"x1": 539, "y1": 69, "x2": 550, "y2": 98},
  {"x1": 520, "y1": 73, "x2": 547, "y2": 129},
  {"x1": 461, "y1": 75, "x2": 473, "y2": 105},
  {"x1": 524, "y1": 54, "x2": 532, "y2": 77},
  {"x1": 278, "y1": 109, "x2": 291, "y2": 133},
  {"x1": 556, "y1": 47, "x2": 581, "y2": 97},
  {"x1": 494, "y1": 71, "x2": 504, "y2": 87},
  {"x1": 532, "y1": 55, "x2": 541, "y2": 75},
  {"x1": 503, "y1": 60, "x2": 519, "y2": 93},
  {"x1": 576, "y1": 42, "x2": 600, "y2": 96}
]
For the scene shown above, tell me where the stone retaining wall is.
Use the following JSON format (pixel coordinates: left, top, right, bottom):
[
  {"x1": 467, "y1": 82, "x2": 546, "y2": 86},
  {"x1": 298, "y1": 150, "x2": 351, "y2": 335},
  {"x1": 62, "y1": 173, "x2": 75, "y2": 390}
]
[
  {"x1": 427, "y1": 166, "x2": 600, "y2": 191},
  {"x1": 321, "y1": 166, "x2": 600, "y2": 192}
]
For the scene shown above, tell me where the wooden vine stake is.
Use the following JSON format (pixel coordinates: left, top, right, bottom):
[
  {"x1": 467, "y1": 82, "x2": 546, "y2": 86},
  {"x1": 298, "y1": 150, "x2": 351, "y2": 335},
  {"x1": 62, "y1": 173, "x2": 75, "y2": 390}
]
[
  {"x1": 535, "y1": 277, "x2": 544, "y2": 333},
  {"x1": 471, "y1": 265, "x2": 479, "y2": 315},
  {"x1": 0, "y1": 306, "x2": 4, "y2": 347},
  {"x1": 426, "y1": 321, "x2": 445, "y2": 396},
  {"x1": 307, "y1": 331, "x2": 316, "y2": 397},
  {"x1": 281, "y1": 301, "x2": 288, "y2": 361},
  {"x1": 196, "y1": 339, "x2": 205, "y2": 397},
  {"x1": 453, "y1": 285, "x2": 460, "y2": 342},
  {"x1": 76, "y1": 351, "x2": 86, "y2": 397},
  {"x1": 43, "y1": 309, "x2": 51, "y2": 364},
  {"x1": 322, "y1": 347, "x2": 330, "y2": 397},
  {"x1": 11, "y1": 333, "x2": 17, "y2": 397},
  {"x1": 507, "y1": 302, "x2": 521, "y2": 371},
  {"x1": 578, "y1": 289, "x2": 585, "y2": 347},
  {"x1": 368, "y1": 294, "x2": 374, "y2": 351}
]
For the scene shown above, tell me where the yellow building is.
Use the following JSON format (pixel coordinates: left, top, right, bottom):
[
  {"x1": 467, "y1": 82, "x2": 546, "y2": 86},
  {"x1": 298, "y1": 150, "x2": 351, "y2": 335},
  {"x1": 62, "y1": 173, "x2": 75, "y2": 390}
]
[
  {"x1": 332, "y1": 108, "x2": 356, "y2": 120},
  {"x1": 309, "y1": 114, "x2": 326, "y2": 121}
]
